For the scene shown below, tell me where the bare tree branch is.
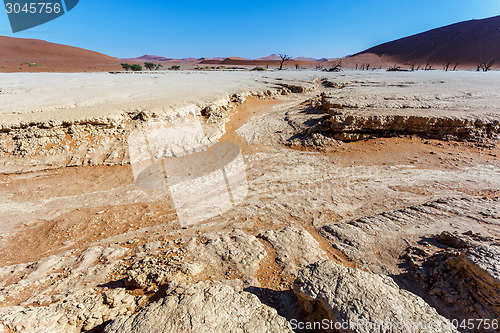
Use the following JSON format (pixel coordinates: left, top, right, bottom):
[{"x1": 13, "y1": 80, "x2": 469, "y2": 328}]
[
  {"x1": 326, "y1": 61, "x2": 342, "y2": 72},
  {"x1": 477, "y1": 59, "x2": 496, "y2": 72},
  {"x1": 278, "y1": 53, "x2": 292, "y2": 70}
]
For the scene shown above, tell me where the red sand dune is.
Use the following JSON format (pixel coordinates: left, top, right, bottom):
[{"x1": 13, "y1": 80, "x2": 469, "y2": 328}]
[
  {"x1": 0, "y1": 36, "x2": 122, "y2": 72},
  {"x1": 3, "y1": 15, "x2": 498, "y2": 73},
  {"x1": 293, "y1": 56, "x2": 319, "y2": 62},
  {"x1": 255, "y1": 55, "x2": 281, "y2": 61},
  {"x1": 121, "y1": 55, "x2": 226, "y2": 64},
  {"x1": 131, "y1": 55, "x2": 173, "y2": 62},
  {"x1": 198, "y1": 57, "x2": 320, "y2": 69},
  {"x1": 256, "y1": 55, "x2": 324, "y2": 62},
  {"x1": 347, "y1": 15, "x2": 500, "y2": 70},
  {"x1": 224, "y1": 57, "x2": 250, "y2": 61}
]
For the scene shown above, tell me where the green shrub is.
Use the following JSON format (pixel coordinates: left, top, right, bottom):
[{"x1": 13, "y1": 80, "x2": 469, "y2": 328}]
[
  {"x1": 21, "y1": 62, "x2": 44, "y2": 67},
  {"x1": 130, "y1": 64, "x2": 142, "y2": 71},
  {"x1": 168, "y1": 65, "x2": 181, "y2": 70},
  {"x1": 144, "y1": 62, "x2": 155, "y2": 70},
  {"x1": 250, "y1": 66, "x2": 267, "y2": 71}
]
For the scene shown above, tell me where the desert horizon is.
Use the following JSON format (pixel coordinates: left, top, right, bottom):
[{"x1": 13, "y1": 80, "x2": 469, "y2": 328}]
[
  {"x1": 1, "y1": 14, "x2": 500, "y2": 73},
  {"x1": 0, "y1": 2, "x2": 499, "y2": 333}
]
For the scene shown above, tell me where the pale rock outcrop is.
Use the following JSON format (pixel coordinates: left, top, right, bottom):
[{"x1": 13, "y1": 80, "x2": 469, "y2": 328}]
[
  {"x1": 293, "y1": 260, "x2": 458, "y2": 333},
  {"x1": 184, "y1": 230, "x2": 267, "y2": 278},
  {"x1": 0, "y1": 288, "x2": 137, "y2": 333},
  {"x1": 124, "y1": 230, "x2": 266, "y2": 291},
  {"x1": 320, "y1": 197, "x2": 500, "y2": 274},
  {"x1": 406, "y1": 231, "x2": 500, "y2": 320},
  {"x1": 311, "y1": 84, "x2": 500, "y2": 142},
  {"x1": 259, "y1": 227, "x2": 329, "y2": 275},
  {"x1": 105, "y1": 282, "x2": 293, "y2": 333}
]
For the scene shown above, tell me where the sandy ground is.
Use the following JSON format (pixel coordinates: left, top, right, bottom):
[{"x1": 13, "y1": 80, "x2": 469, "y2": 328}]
[
  {"x1": 0, "y1": 70, "x2": 499, "y2": 331},
  {"x1": 0, "y1": 71, "x2": 498, "y2": 264},
  {"x1": 1, "y1": 70, "x2": 499, "y2": 128},
  {"x1": 0, "y1": 71, "x2": 319, "y2": 128}
]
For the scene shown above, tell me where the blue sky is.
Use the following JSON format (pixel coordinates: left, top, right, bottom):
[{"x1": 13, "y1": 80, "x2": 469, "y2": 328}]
[{"x1": 1, "y1": 0, "x2": 499, "y2": 59}]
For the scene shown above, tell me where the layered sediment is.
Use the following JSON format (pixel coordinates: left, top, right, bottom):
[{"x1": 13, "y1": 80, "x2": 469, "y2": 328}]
[
  {"x1": 303, "y1": 76, "x2": 500, "y2": 143},
  {"x1": 0, "y1": 70, "x2": 499, "y2": 332}
]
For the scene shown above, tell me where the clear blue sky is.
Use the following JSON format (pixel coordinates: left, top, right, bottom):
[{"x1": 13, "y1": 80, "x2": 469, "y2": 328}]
[{"x1": 1, "y1": 0, "x2": 499, "y2": 59}]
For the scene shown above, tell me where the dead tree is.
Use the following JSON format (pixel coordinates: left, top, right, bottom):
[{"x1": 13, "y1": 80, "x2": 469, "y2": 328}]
[
  {"x1": 425, "y1": 62, "x2": 433, "y2": 71},
  {"x1": 478, "y1": 59, "x2": 496, "y2": 72},
  {"x1": 387, "y1": 64, "x2": 402, "y2": 72},
  {"x1": 408, "y1": 61, "x2": 418, "y2": 71},
  {"x1": 443, "y1": 62, "x2": 451, "y2": 71},
  {"x1": 326, "y1": 61, "x2": 342, "y2": 72},
  {"x1": 278, "y1": 54, "x2": 292, "y2": 70},
  {"x1": 366, "y1": 64, "x2": 370, "y2": 71},
  {"x1": 485, "y1": 59, "x2": 495, "y2": 71},
  {"x1": 452, "y1": 63, "x2": 459, "y2": 71}
]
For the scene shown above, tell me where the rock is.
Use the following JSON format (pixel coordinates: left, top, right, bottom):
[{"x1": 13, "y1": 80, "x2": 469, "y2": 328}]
[
  {"x1": 320, "y1": 80, "x2": 347, "y2": 90},
  {"x1": 438, "y1": 231, "x2": 470, "y2": 249},
  {"x1": 0, "y1": 80, "x2": 299, "y2": 174},
  {"x1": 315, "y1": 83, "x2": 500, "y2": 141},
  {"x1": 126, "y1": 253, "x2": 183, "y2": 290},
  {"x1": 124, "y1": 230, "x2": 266, "y2": 291},
  {"x1": 105, "y1": 282, "x2": 292, "y2": 333},
  {"x1": 259, "y1": 227, "x2": 329, "y2": 275},
  {"x1": 0, "y1": 245, "x2": 128, "y2": 307},
  {"x1": 201, "y1": 101, "x2": 231, "y2": 124},
  {"x1": 467, "y1": 243, "x2": 500, "y2": 282},
  {"x1": 289, "y1": 132, "x2": 342, "y2": 148},
  {"x1": 185, "y1": 230, "x2": 266, "y2": 278},
  {"x1": 0, "y1": 289, "x2": 137, "y2": 333},
  {"x1": 321, "y1": 112, "x2": 499, "y2": 142},
  {"x1": 275, "y1": 82, "x2": 317, "y2": 94},
  {"x1": 293, "y1": 260, "x2": 457, "y2": 333},
  {"x1": 405, "y1": 233, "x2": 500, "y2": 320},
  {"x1": 320, "y1": 197, "x2": 500, "y2": 274}
]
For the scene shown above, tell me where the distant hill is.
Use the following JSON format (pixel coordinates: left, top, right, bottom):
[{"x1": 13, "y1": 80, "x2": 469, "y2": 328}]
[
  {"x1": 256, "y1": 55, "x2": 281, "y2": 61},
  {"x1": 198, "y1": 57, "x2": 321, "y2": 68},
  {"x1": 133, "y1": 55, "x2": 173, "y2": 62},
  {"x1": 349, "y1": 15, "x2": 500, "y2": 68},
  {"x1": 123, "y1": 54, "x2": 332, "y2": 68},
  {"x1": 8, "y1": 13, "x2": 500, "y2": 73},
  {"x1": 294, "y1": 56, "x2": 319, "y2": 62},
  {"x1": 256, "y1": 54, "x2": 324, "y2": 62},
  {"x1": 121, "y1": 55, "x2": 227, "y2": 64},
  {"x1": 0, "y1": 36, "x2": 121, "y2": 72}
]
